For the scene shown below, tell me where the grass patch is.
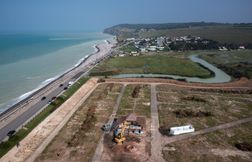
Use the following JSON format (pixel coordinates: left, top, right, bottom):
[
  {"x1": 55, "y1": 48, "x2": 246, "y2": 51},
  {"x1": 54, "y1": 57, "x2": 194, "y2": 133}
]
[
  {"x1": 90, "y1": 55, "x2": 212, "y2": 78},
  {"x1": 199, "y1": 50, "x2": 252, "y2": 79},
  {"x1": 119, "y1": 42, "x2": 139, "y2": 53},
  {"x1": 0, "y1": 77, "x2": 89, "y2": 158},
  {"x1": 139, "y1": 26, "x2": 252, "y2": 44}
]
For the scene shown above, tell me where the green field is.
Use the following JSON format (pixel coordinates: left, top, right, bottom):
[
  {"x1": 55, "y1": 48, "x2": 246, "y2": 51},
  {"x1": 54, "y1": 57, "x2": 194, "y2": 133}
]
[
  {"x1": 90, "y1": 55, "x2": 212, "y2": 78},
  {"x1": 139, "y1": 26, "x2": 252, "y2": 44},
  {"x1": 119, "y1": 43, "x2": 139, "y2": 53},
  {"x1": 199, "y1": 50, "x2": 252, "y2": 79}
]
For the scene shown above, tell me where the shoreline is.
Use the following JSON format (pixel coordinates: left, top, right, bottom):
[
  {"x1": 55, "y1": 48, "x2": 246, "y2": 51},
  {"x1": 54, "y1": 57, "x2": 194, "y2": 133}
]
[{"x1": 0, "y1": 39, "x2": 113, "y2": 118}]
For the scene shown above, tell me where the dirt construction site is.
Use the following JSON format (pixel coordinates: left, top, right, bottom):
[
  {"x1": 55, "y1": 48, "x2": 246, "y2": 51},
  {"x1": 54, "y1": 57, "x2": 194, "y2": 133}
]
[{"x1": 2, "y1": 77, "x2": 252, "y2": 162}]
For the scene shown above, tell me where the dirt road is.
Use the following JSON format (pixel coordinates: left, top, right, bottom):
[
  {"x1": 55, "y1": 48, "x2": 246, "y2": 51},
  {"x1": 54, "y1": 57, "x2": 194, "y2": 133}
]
[
  {"x1": 150, "y1": 85, "x2": 165, "y2": 162},
  {"x1": 1, "y1": 78, "x2": 98, "y2": 162},
  {"x1": 103, "y1": 78, "x2": 252, "y2": 162},
  {"x1": 163, "y1": 116, "x2": 252, "y2": 144},
  {"x1": 92, "y1": 84, "x2": 126, "y2": 162},
  {"x1": 105, "y1": 77, "x2": 252, "y2": 90}
]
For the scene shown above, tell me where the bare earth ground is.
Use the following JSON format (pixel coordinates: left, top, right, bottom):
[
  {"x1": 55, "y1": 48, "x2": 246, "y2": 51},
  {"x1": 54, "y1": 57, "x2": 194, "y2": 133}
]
[
  {"x1": 2, "y1": 77, "x2": 252, "y2": 162},
  {"x1": 92, "y1": 84, "x2": 126, "y2": 162},
  {"x1": 103, "y1": 78, "x2": 252, "y2": 162},
  {"x1": 99, "y1": 84, "x2": 152, "y2": 162},
  {"x1": 162, "y1": 122, "x2": 252, "y2": 162},
  {"x1": 1, "y1": 78, "x2": 98, "y2": 162},
  {"x1": 105, "y1": 77, "x2": 252, "y2": 89},
  {"x1": 36, "y1": 83, "x2": 123, "y2": 162},
  {"x1": 155, "y1": 84, "x2": 252, "y2": 162},
  {"x1": 150, "y1": 85, "x2": 165, "y2": 162}
]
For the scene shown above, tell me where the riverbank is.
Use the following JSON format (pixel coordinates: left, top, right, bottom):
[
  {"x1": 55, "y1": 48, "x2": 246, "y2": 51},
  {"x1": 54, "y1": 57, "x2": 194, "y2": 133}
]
[
  {"x1": 90, "y1": 55, "x2": 213, "y2": 78},
  {"x1": 90, "y1": 53, "x2": 232, "y2": 83}
]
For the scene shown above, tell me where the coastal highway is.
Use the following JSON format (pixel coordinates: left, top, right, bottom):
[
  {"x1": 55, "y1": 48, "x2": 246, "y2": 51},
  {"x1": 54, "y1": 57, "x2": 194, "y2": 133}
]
[
  {"x1": 0, "y1": 40, "x2": 116, "y2": 141},
  {"x1": 0, "y1": 72, "x2": 86, "y2": 141}
]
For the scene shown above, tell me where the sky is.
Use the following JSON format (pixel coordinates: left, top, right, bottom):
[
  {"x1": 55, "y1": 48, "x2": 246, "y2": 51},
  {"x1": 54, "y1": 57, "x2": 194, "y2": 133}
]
[{"x1": 0, "y1": 0, "x2": 252, "y2": 32}]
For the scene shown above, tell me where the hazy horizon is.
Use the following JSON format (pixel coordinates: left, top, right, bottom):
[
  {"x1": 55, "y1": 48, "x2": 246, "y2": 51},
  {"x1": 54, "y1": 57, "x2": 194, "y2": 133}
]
[{"x1": 0, "y1": 0, "x2": 252, "y2": 32}]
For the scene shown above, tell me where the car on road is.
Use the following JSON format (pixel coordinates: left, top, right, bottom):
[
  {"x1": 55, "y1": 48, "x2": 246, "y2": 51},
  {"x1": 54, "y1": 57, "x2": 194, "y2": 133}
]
[
  {"x1": 64, "y1": 87, "x2": 68, "y2": 90},
  {"x1": 7, "y1": 130, "x2": 16, "y2": 137},
  {"x1": 59, "y1": 84, "x2": 64, "y2": 87},
  {"x1": 68, "y1": 81, "x2": 74, "y2": 86},
  {"x1": 41, "y1": 96, "x2": 46, "y2": 100}
]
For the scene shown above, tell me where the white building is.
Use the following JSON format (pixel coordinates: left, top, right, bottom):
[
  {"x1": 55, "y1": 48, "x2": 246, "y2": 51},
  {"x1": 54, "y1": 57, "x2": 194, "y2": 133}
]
[
  {"x1": 132, "y1": 53, "x2": 140, "y2": 56},
  {"x1": 157, "y1": 46, "x2": 165, "y2": 51},
  {"x1": 118, "y1": 54, "x2": 126, "y2": 57},
  {"x1": 219, "y1": 46, "x2": 228, "y2": 51},
  {"x1": 126, "y1": 38, "x2": 136, "y2": 41},
  {"x1": 239, "y1": 46, "x2": 245, "y2": 50},
  {"x1": 148, "y1": 46, "x2": 157, "y2": 51},
  {"x1": 169, "y1": 125, "x2": 195, "y2": 135},
  {"x1": 140, "y1": 48, "x2": 147, "y2": 53},
  {"x1": 157, "y1": 37, "x2": 165, "y2": 47}
]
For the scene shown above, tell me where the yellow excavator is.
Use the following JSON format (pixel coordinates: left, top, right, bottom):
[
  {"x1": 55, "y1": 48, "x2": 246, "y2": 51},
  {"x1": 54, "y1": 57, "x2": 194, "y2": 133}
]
[{"x1": 114, "y1": 121, "x2": 129, "y2": 145}]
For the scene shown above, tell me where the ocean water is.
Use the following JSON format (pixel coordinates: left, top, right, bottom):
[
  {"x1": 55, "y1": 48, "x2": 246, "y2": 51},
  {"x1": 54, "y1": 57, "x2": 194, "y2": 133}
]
[{"x1": 0, "y1": 32, "x2": 113, "y2": 112}]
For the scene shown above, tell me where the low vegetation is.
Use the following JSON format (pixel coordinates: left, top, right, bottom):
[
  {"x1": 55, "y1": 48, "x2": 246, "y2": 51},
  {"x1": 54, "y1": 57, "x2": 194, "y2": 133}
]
[
  {"x1": 157, "y1": 85, "x2": 252, "y2": 135},
  {"x1": 173, "y1": 109, "x2": 213, "y2": 118},
  {"x1": 90, "y1": 55, "x2": 212, "y2": 78},
  {"x1": 199, "y1": 50, "x2": 252, "y2": 79},
  {"x1": 162, "y1": 122, "x2": 252, "y2": 162},
  {"x1": 0, "y1": 77, "x2": 89, "y2": 158},
  {"x1": 139, "y1": 26, "x2": 252, "y2": 45},
  {"x1": 119, "y1": 43, "x2": 139, "y2": 53},
  {"x1": 105, "y1": 22, "x2": 252, "y2": 45}
]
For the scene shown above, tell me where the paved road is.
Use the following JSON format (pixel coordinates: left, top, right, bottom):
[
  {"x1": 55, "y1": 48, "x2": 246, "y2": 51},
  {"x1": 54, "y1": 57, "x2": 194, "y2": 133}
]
[
  {"x1": 0, "y1": 40, "x2": 117, "y2": 142},
  {"x1": 0, "y1": 74, "x2": 82, "y2": 141},
  {"x1": 150, "y1": 85, "x2": 165, "y2": 162},
  {"x1": 92, "y1": 84, "x2": 126, "y2": 162}
]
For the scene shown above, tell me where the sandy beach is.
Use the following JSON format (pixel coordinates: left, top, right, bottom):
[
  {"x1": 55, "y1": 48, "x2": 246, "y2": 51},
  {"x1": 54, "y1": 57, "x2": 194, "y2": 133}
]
[{"x1": 0, "y1": 38, "x2": 116, "y2": 141}]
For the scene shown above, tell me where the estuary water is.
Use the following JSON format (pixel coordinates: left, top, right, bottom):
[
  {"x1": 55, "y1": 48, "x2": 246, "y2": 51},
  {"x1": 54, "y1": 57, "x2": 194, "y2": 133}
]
[{"x1": 113, "y1": 55, "x2": 231, "y2": 83}]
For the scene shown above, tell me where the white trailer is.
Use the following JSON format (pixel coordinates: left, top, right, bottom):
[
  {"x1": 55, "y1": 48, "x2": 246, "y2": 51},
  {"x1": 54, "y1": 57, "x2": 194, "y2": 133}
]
[{"x1": 169, "y1": 125, "x2": 195, "y2": 136}]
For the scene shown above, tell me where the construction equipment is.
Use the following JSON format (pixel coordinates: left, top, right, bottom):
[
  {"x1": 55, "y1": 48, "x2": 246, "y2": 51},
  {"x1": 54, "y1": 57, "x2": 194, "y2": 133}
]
[
  {"x1": 113, "y1": 121, "x2": 129, "y2": 145},
  {"x1": 102, "y1": 123, "x2": 112, "y2": 132}
]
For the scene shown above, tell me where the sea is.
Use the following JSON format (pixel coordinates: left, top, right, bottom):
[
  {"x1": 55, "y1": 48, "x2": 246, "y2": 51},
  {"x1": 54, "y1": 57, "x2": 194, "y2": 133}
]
[{"x1": 0, "y1": 32, "x2": 113, "y2": 113}]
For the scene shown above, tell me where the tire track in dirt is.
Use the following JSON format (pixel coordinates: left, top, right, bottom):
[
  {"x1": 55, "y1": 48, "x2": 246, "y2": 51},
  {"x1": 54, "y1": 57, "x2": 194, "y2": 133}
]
[{"x1": 92, "y1": 84, "x2": 126, "y2": 162}]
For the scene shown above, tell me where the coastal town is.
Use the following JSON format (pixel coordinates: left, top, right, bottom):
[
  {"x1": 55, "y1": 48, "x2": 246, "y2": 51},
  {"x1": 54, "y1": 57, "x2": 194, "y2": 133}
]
[
  {"x1": 0, "y1": 28, "x2": 252, "y2": 162},
  {"x1": 0, "y1": 1, "x2": 252, "y2": 161},
  {"x1": 116, "y1": 35, "x2": 247, "y2": 57}
]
